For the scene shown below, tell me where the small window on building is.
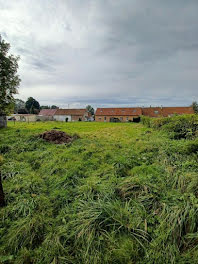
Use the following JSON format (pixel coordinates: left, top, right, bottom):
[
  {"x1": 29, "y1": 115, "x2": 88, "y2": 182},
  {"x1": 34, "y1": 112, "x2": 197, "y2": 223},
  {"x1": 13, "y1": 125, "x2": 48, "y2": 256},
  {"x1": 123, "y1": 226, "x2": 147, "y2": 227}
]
[
  {"x1": 104, "y1": 116, "x2": 106, "y2": 121},
  {"x1": 99, "y1": 117, "x2": 101, "y2": 120},
  {"x1": 154, "y1": 111, "x2": 159, "y2": 114},
  {"x1": 120, "y1": 117, "x2": 123, "y2": 121},
  {"x1": 126, "y1": 117, "x2": 129, "y2": 121}
]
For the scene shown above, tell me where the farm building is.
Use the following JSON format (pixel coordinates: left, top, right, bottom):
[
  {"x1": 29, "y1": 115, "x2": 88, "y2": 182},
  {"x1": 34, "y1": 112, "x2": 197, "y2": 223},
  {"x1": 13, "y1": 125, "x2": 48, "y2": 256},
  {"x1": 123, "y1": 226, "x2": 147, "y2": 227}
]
[
  {"x1": 38, "y1": 109, "x2": 57, "y2": 121},
  {"x1": 7, "y1": 114, "x2": 37, "y2": 122},
  {"x1": 142, "y1": 106, "x2": 194, "y2": 117},
  {"x1": 39, "y1": 108, "x2": 89, "y2": 121},
  {"x1": 53, "y1": 109, "x2": 89, "y2": 121},
  {"x1": 39, "y1": 109, "x2": 57, "y2": 118},
  {"x1": 7, "y1": 112, "x2": 54, "y2": 122},
  {"x1": 8, "y1": 109, "x2": 90, "y2": 122},
  {"x1": 95, "y1": 108, "x2": 142, "y2": 122},
  {"x1": 95, "y1": 106, "x2": 194, "y2": 122}
]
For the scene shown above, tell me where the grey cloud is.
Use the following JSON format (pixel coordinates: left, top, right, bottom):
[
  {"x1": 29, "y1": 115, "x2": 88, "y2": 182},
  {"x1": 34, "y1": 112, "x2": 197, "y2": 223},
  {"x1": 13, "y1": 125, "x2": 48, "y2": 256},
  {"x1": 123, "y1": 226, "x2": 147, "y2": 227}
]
[
  {"x1": 0, "y1": 0, "x2": 198, "y2": 107},
  {"x1": 102, "y1": 1, "x2": 198, "y2": 61}
]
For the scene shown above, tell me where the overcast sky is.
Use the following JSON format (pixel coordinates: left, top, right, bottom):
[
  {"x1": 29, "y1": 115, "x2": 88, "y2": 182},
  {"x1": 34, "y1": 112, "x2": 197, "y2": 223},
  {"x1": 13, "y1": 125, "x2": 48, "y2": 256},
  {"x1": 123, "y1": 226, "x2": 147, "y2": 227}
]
[{"x1": 0, "y1": 0, "x2": 198, "y2": 108}]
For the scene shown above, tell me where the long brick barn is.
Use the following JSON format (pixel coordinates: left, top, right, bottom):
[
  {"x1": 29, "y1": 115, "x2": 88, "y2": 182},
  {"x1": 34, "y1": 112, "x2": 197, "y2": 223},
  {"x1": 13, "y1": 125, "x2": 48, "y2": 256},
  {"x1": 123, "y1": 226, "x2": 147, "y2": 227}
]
[
  {"x1": 95, "y1": 108, "x2": 142, "y2": 122},
  {"x1": 95, "y1": 106, "x2": 194, "y2": 122}
]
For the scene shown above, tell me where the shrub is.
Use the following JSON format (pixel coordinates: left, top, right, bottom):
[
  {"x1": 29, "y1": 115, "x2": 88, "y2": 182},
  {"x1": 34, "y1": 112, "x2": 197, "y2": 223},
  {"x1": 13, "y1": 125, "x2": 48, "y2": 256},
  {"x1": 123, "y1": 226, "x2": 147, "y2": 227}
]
[
  {"x1": 185, "y1": 140, "x2": 198, "y2": 154},
  {"x1": 151, "y1": 117, "x2": 170, "y2": 129},
  {"x1": 141, "y1": 116, "x2": 152, "y2": 127},
  {"x1": 163, "y1": 115, "x2": 198, "y2": 139},
  {"x1": 142, "y1": 115, "x2": 198, "y2": 140}
]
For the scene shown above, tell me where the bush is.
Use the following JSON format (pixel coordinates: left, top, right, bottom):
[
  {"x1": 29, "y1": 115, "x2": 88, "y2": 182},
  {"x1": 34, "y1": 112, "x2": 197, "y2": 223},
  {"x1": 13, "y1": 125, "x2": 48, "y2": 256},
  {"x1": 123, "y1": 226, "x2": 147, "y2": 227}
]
[
  {"x1": 141, "y1": 116, "x2": 152, "y2": 127},
  {"x1": 142, "y1": 115, "x2": 198, "y2": 139},
  {"x1": 185, "y1": 140, "x2": 198, "y2": 154},
  {"x1": 163, "y1": 115, "x2": 198, "y2": 139}
]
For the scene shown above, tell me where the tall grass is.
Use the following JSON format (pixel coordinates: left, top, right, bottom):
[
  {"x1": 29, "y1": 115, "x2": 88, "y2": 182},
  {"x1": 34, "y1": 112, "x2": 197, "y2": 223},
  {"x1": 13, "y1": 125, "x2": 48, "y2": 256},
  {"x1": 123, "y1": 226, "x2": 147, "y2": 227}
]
[
  {"x1": 142, "y1": 114, "x2": 198, "y2": 139},
  {"x1": 0, "y1": 120, "x2": 198, "y2": 263}
]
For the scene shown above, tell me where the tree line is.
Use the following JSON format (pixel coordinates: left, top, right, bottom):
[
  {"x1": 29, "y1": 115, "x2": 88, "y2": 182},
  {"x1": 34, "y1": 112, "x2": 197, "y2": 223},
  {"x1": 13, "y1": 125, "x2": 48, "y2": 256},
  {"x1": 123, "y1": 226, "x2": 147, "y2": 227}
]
[
  {"x1": 14, "y1": 98, "x2": 95, "y2": 116},
  {"x1": 14, "y1": 97, "x2": 59, "y2": 114}
]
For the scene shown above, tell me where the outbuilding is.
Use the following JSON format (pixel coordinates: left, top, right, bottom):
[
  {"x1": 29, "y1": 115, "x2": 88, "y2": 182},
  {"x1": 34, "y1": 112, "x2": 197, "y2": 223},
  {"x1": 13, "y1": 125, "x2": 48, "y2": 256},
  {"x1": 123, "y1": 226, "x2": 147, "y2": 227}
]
[
  {"x1": 142, "y1": 106, "x2": 194, "y2": 117},
  {"x1": 38, "y1": 109, "x2": 57, "y2": 121},
  {"x1": 7, "y1": 114, "x2": 37, "y2": 122},
  {"x1": 95, "y1": 108, "x2": 142, "y2": 122},
  {"x1": 53, "y1": 109, "x2": 89, "y2": 122}
]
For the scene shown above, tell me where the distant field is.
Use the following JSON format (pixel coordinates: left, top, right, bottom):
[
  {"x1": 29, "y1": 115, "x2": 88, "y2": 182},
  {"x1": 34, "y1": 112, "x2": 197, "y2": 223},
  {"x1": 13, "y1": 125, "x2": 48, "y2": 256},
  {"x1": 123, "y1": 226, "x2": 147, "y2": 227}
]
[{"x1": 1, "y1": 119, "x2": 198, "y2": 264}]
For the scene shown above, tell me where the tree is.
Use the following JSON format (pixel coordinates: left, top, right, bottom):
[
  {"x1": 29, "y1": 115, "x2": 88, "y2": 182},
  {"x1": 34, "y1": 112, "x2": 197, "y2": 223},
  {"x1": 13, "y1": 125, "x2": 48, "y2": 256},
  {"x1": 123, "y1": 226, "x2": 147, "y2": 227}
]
[
  {"x1": 40, "y1": 105, "x2": 50, "y2": 110},
  {"x1": 25, "y1": 97, "x2": 40, "y2": 114},
  {"x1": 0, "y1": 35, "x2": 20, "y2": 127},
  {"x1": 40, "y1": 105, "x2": 58, "y2": 110},
  {"x1": 86, "y1": 105, "x2": 95, "y2": 115},
  {"x1": 18, "y1": 108, "x2": 28, "y2": 114},
  {"x1": 192, "y1": 101, "x2": 198, "y2": 114},
  {"x1": 51, "y1": 105, "x2": 59, "y2": 109},
  {"x1": 14, "y1": 98, "x2": 25, "y2": 113}
]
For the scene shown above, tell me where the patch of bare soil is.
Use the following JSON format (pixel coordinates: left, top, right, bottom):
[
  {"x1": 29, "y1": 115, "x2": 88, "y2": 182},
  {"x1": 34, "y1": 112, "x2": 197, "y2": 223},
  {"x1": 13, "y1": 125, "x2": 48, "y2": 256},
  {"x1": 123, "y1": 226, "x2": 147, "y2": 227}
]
[{"x1": 39, "y1": 130, "x2": 79, "y2": 144}]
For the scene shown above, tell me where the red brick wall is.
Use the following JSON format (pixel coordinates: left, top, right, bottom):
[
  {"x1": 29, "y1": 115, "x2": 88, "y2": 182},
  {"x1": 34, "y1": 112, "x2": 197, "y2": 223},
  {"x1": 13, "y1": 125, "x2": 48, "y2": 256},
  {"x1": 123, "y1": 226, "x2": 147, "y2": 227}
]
[
  {"x1": 95, "y1": 115, "x2": 138, "y2": 122},
  {"x1": 71, "y1": 115, "x2": 84, "y2": 121}
]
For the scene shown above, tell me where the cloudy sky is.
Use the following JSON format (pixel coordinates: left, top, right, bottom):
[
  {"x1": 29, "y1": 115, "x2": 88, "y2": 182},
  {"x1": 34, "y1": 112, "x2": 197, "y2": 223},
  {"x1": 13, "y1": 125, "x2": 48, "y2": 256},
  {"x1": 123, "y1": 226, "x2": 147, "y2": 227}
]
[{"x1": 0, "y1": 0, "x2": 198, "y2": 108}]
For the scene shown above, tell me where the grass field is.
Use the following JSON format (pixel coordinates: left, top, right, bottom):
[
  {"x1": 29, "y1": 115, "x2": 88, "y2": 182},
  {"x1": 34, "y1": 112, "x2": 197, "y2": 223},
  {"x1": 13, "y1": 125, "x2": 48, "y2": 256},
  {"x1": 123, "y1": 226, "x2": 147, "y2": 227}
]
[{"x1": 1, "y1": 119, "x2": 198, "y2": 263}]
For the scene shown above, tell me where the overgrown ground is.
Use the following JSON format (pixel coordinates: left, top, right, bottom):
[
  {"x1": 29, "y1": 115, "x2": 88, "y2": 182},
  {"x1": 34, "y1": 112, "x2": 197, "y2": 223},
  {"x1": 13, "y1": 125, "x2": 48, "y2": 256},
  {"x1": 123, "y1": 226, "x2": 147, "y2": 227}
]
[{"x1": 0, "y1": 118, "x2": 198, "y2": 264}]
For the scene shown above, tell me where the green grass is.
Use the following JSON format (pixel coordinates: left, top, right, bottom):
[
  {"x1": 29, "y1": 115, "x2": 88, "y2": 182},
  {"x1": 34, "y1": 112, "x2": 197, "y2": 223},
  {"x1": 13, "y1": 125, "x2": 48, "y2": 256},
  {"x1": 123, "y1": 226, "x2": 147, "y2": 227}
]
[{"x1": 0, "y1": 120, "x2": 198, "y2": 263}]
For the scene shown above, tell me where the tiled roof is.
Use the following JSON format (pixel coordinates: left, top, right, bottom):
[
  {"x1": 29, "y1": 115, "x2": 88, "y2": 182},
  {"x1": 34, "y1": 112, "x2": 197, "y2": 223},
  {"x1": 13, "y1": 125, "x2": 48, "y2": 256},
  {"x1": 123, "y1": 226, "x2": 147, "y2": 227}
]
[
  {"x1": 142, "y1": 107, "x2": 194, "y2": 117},
  {"x1": 39, "y1": 109, "x2": 58, "y2": 116},
  {"x1": 162, "y1": 107, "x2": 194, "y2": 116},
  {"x1": 55, "y1": 109, "x2": 87, "y2": 116},
  {"x1": 141, "y1": 107, "x2": 162, "y2": 117},
  {"x1": 95, "y1": 108, "x2": 142, "y2": 116}
]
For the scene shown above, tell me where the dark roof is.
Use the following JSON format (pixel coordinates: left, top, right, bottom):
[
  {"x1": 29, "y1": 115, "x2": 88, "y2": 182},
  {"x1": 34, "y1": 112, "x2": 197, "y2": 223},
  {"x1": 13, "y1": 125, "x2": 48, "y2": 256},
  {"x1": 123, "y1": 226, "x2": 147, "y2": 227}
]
[
  {"x1": 95, "y1": 108, "x2": 142, "y2": 116},
  {"x1": 39, "y1": 109, "x2": 58, "y2": 116},
  {"x1": 55, "y1": 109, "x2": 87, "y2": 116}
]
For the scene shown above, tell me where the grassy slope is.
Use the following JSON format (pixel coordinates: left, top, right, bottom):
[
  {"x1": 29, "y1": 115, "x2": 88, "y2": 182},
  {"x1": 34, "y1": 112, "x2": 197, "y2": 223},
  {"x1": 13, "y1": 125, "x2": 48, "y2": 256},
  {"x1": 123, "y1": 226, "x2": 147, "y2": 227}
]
[{"x1": 0, "y1": 121, "x2": 198, "y2": 264}]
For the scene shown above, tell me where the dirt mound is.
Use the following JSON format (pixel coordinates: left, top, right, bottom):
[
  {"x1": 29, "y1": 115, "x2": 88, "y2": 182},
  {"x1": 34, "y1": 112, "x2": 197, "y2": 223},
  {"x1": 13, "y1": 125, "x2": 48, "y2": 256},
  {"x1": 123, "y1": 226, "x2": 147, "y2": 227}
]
[{"x1": 40, "y1": 130, "x2": 78, "y2": 144}]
